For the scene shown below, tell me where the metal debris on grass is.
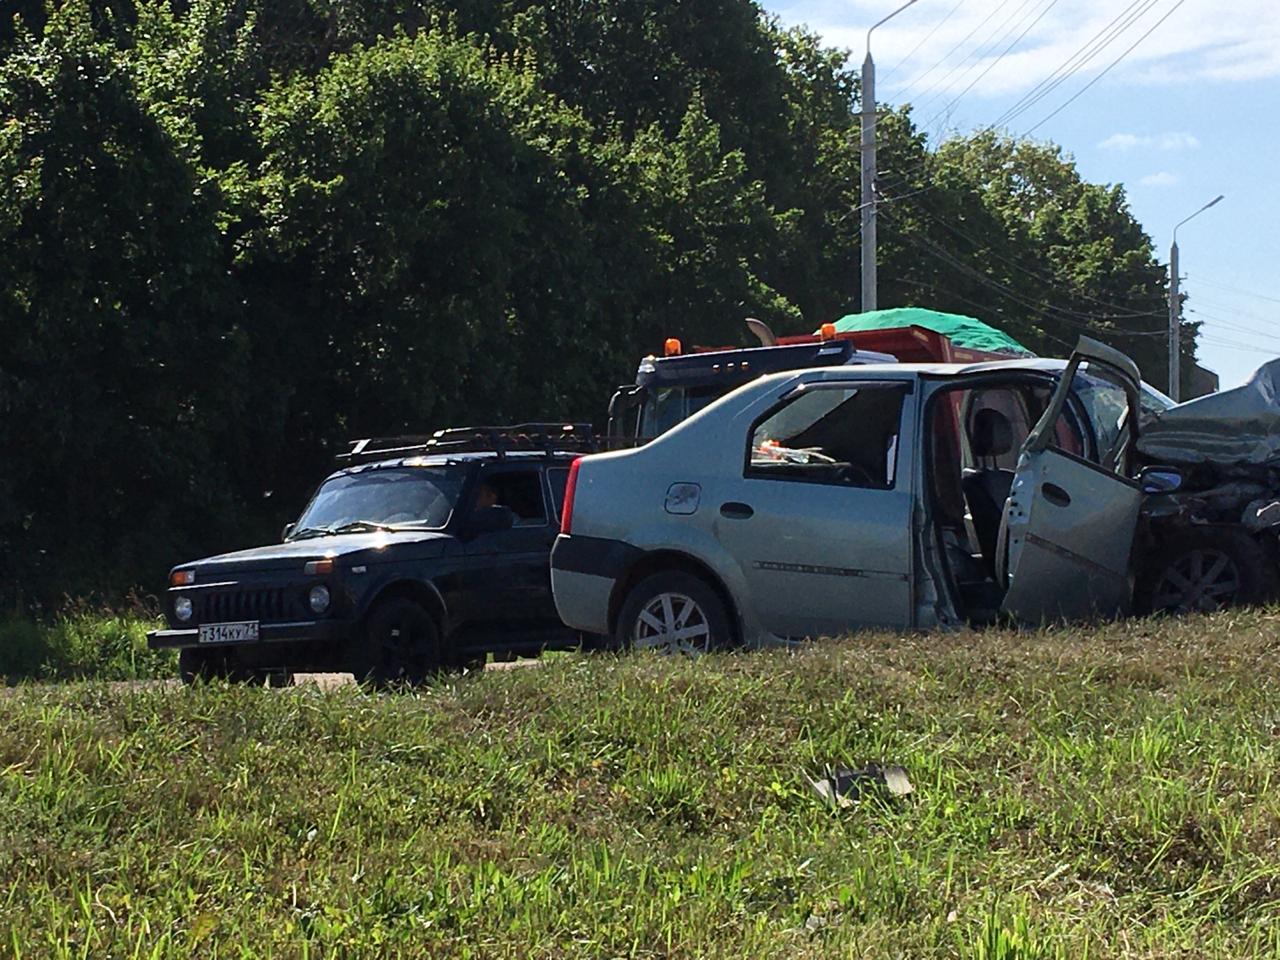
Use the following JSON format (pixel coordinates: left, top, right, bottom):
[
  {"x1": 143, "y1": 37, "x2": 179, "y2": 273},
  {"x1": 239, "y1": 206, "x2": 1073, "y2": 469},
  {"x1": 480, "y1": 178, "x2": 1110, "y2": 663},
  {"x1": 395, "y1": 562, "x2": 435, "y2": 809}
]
[{"x1": 808, "y1": 763, "x2": 914, "y2": 809}]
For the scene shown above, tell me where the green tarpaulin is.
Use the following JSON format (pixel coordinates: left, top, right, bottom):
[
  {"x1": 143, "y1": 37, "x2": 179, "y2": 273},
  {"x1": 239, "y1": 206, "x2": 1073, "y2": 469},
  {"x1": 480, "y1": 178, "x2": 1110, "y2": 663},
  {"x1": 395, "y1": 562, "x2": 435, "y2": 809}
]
[{"x1": 828, "y1": 307, "x2": 1034, "y2": 356}]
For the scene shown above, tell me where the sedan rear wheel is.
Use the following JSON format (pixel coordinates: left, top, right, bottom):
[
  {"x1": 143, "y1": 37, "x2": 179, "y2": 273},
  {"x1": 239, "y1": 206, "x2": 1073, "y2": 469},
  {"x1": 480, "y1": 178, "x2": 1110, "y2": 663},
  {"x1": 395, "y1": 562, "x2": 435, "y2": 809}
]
[{"x1": 616, "y1": 571, "x2": 733, "y2": 656}]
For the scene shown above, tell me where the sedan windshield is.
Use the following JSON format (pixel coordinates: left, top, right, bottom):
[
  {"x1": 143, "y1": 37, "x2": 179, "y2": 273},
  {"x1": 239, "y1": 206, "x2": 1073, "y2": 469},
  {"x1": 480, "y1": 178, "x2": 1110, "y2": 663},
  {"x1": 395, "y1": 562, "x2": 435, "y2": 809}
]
[{"x1": 291, "y1": 467, "x2": 464, "y2": 537}]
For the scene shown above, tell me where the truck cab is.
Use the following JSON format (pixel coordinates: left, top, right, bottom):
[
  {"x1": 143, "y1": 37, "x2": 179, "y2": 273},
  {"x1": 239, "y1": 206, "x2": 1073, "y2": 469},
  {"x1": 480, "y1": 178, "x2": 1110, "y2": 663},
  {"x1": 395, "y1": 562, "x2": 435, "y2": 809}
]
[{"x1": 607, "y1": 321, "x2": 1014, "y2": 444}]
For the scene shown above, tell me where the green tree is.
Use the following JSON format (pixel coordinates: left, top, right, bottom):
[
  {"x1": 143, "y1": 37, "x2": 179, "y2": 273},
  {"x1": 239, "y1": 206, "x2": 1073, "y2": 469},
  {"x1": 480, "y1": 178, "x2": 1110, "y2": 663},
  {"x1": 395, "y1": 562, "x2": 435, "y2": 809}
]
[{"x1": 0, "y1": 1, "x2": 245, "y2": 601}]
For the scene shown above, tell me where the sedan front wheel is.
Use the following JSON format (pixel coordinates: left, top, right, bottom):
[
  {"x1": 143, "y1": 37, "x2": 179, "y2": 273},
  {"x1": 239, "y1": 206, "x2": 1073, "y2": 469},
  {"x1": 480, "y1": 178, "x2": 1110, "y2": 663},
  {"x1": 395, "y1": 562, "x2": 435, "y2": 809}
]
[{"x1": 1136, "y1": 527, "x2": 1278, "y2": 615}]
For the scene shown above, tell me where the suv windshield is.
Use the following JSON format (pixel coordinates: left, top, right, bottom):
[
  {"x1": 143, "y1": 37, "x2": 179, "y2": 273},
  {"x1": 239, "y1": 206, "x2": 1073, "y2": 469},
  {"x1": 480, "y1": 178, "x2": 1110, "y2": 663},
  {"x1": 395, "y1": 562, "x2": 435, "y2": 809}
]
[{"x1": 291, "y1": 467, "x2": 465, "y2": 537}]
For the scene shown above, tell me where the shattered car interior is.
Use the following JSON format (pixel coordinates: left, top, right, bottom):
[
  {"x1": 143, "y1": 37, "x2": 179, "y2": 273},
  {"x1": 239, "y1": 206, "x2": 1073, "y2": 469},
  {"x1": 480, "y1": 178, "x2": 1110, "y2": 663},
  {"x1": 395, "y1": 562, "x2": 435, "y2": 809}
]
[
  {"x1": 928, "y1": 345, "x2": 1280, "y2": 624},
  {"x1": 928, "y1": 376, "x2": 1069, "y2": 620}
]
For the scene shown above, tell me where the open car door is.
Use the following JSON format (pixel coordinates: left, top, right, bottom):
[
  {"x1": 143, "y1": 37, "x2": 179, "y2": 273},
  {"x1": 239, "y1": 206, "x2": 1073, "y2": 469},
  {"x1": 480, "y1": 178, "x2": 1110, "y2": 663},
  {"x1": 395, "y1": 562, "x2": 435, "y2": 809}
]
[{"x1": 998, "y1": 337, "x2": 1144, "y2": 623}]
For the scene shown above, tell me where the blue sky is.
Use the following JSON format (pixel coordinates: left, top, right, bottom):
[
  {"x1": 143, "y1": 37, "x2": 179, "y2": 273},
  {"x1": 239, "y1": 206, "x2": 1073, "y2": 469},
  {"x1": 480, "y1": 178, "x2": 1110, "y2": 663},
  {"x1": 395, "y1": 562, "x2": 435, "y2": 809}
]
[{"x1": 762, "y1": 0, "x2": 1280, "y2": 390}]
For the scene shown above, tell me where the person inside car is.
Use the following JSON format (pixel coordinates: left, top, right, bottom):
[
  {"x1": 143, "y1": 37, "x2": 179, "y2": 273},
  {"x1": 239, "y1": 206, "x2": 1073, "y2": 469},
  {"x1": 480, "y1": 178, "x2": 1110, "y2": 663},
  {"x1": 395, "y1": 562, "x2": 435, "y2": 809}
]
[{"x1": 472, "y1": 481, "x2": 518, "y2": 530}]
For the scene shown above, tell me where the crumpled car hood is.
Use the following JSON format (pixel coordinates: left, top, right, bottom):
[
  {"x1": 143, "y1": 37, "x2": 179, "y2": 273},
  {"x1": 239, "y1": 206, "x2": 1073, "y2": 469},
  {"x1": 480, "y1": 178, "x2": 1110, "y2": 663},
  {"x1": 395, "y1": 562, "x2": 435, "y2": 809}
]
[{"x1": 1138, "y1": 357, "x2": 1280, "y2": 466}]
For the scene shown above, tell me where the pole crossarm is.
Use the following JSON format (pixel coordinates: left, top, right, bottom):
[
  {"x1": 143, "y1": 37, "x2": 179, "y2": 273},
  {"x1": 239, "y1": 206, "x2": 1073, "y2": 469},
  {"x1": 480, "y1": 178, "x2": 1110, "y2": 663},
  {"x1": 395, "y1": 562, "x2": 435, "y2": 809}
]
[
  {"x1": 867, "y1": 0, "x2": 922, "y2": 53},
  {"x1": 1173, "y1": 194, "x2": 1224, "y2": 244}
]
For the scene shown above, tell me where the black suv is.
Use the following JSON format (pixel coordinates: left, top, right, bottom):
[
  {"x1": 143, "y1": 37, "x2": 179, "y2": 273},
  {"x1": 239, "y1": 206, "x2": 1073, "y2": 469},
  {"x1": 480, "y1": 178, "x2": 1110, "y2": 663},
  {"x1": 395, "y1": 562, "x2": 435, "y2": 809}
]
[{"x1": 147, "y1": 425, "x2": 591, "y2": 684}]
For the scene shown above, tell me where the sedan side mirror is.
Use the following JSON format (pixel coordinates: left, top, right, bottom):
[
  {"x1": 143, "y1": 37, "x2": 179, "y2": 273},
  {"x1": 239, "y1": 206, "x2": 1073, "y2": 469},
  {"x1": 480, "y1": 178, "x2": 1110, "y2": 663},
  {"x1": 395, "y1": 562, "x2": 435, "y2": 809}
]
[
  {"x1": 1138, "y1": 466, "x2": 1183, "y2": 494},
  {"x1": 282, "y1": 522, "x2": 296, "y2": 542}
]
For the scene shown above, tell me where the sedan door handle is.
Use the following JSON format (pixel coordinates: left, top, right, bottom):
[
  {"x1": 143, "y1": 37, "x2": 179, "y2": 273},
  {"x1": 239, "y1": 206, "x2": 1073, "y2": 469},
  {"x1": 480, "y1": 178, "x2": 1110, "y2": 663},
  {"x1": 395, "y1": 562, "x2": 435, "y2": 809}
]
[
  {"x1": 1041, "y1": 483, "x2": 1071, "y2": 508},
  {"x1": 720, "y1": 501, "x2": 754, "y2": 519}
]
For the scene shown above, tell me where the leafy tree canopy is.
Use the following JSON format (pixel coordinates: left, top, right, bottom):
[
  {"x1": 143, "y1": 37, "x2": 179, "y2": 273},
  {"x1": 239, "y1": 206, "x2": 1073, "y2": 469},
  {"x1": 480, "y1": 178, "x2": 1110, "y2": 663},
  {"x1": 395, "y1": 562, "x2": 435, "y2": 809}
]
[{"x1": 0, "y1": 0, "x2": 1180, "y2": 604}]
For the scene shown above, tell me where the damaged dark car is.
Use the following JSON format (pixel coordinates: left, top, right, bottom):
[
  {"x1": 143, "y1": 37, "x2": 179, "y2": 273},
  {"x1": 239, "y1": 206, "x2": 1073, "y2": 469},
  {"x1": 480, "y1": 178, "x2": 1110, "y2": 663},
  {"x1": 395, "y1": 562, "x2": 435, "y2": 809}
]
[{"x1": 1134, "y1": 361, "x2": 1280, "y2": 613}]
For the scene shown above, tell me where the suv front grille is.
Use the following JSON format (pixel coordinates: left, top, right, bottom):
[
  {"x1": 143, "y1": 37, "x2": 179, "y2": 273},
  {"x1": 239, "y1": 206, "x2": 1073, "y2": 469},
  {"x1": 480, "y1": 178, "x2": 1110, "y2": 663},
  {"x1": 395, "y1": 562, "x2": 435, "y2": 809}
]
[{"x1": 196, "y1": 587, "x2": 302, "y2": 624}]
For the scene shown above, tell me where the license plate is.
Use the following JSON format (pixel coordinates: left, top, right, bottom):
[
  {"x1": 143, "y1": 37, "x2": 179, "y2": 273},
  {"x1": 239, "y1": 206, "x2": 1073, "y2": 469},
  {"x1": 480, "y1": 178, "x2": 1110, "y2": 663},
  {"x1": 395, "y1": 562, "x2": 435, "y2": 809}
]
[{"x1": 198, "y1": 621, "x2": 260, "y2": 644}]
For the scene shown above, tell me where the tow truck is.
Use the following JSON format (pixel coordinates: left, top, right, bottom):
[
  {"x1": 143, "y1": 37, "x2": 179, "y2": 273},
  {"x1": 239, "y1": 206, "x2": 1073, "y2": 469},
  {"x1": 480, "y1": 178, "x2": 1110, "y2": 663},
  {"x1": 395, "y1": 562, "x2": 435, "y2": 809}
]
[{"x1": 606, "y1": 318, "x2": 1017, "y2": 444}]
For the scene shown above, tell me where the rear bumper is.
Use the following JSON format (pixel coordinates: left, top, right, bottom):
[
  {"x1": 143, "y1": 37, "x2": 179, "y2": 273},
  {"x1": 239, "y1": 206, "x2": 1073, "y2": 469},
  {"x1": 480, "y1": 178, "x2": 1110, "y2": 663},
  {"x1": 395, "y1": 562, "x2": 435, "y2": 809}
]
[
  {"x1": 550, "y1": 569, "x2": 615, "y2": 636},
  {"x1": 550, "y1": 534, "x2": 642, "y2": 635},
  {"x1": 147, "y1": 619, "x2": 350, "y2": 650}
]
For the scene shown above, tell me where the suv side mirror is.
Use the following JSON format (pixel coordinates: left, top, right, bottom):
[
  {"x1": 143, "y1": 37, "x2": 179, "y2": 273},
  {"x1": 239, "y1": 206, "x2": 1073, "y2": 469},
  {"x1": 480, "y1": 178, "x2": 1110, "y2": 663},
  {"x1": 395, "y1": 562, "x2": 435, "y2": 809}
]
[
  {"x1": 282, "y1": 522, "x2": 296, "y2": 541},
  {"x1": 1138, "y1": 466, "x2": 1183, "y2": 494},
  {"x1": 468, "y1": 505, "x2": 514, "y2": 536}
]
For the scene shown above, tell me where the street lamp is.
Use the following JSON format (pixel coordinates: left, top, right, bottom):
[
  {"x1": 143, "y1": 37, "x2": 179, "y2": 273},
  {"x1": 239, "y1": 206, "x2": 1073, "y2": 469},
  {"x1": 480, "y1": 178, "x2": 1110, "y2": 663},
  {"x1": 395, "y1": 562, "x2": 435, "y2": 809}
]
[
  {"x1": 861, "y1": 0, "x2": 920, "y2": 313},
  {"x1": 1168, "y1": 194, "x2": 1224, "y2": 401}
]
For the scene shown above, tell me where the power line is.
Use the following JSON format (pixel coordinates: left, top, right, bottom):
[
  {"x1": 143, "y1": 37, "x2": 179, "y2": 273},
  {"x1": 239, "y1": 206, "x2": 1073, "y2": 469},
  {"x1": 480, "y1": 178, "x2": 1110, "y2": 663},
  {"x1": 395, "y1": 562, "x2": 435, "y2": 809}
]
[
  {"x1": 1185, "y1": 275, "x2": 1280, "y2": 307},
  {"x1": 879, "y1": 207, "x2": 1164, "y2": 337},
  {"x1": 914, "y1": 0, "x2": 1042, "y2": 116},
  {"x1": 1199, "y1": 336, "x2": 1280, "y2": 355},
  {"x1": 898, "y1": 0, "x2": 1015, "y2": 104},
  {"x1": 990, "y1": 0, "x2": 1156, "y2": 129},
  {"x1": 922, "y1": 0, "x2": 1063, "y2": 131},
  {"x1": 906, "y1": 278, "x2": 1077, "y2": 350},
  {"x1": 1188, "y1": 297, "x2": 1279, "y2": 326},
  {"x1": 1186, "y1": 309, "x2": 1280, "y2": 345},
  {"x1": 878, "y1": 182, "x2": 1164, "y2": 321},
  {"x1": 882, "y1": 0, "x2": 968, "y2": 85},
  {"x1": 1022, "y1": 0, "x2": 1189, "y2": 136}
]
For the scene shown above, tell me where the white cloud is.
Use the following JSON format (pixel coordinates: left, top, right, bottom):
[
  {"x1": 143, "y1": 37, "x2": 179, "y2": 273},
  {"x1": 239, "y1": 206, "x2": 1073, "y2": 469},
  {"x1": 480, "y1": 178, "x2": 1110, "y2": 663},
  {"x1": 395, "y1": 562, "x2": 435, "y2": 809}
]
[
  {"x1": 1138, "y1": 171, "x2": 1180, "y2": 188},
  {"x1": 767, "y1": 0, "x2": 1280, "y2": 101},
  {"x1": 1098, "y1": 131, "x2": 1200, "y2": 151}
]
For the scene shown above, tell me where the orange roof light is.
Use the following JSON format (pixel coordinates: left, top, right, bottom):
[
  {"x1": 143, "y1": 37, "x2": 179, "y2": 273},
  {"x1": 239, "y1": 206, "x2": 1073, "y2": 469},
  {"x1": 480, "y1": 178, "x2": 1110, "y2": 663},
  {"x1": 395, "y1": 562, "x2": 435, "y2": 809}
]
[
  {"x1": 664, "y1": 337, "x2": 683, "y2": 357},
  {"x1": 820, "y1": 323, "x2": 837, "y2": 340}
]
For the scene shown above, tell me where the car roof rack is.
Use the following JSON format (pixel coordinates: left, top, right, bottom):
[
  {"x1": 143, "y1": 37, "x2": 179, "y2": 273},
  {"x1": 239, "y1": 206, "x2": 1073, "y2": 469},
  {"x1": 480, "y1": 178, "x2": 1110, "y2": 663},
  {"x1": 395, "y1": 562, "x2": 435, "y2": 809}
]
[{"x1": 339, "y1": 423, "x2": 599, "y2": 464}]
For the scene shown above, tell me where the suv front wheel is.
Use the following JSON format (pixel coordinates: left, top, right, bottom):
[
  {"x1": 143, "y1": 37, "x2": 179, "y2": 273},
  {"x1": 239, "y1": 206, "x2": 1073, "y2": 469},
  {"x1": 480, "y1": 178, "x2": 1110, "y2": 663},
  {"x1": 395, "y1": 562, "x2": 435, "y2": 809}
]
[
  {"x1": 350, "y1": 598, "x2": 443, "y2": 686},
  {"x1": 615, "y1": 571, "x2": 733, "y2": 655},
  {"x1": 178, "y1": 647, "x2": 257, "y2": 685}
]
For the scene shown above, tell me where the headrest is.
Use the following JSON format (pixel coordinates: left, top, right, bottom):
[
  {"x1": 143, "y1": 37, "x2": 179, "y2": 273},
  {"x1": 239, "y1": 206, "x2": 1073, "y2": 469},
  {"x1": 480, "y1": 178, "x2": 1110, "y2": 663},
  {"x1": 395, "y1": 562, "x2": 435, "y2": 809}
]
[{"x1": 971, "y1": 407, "x2": 1014, "y2": 458}]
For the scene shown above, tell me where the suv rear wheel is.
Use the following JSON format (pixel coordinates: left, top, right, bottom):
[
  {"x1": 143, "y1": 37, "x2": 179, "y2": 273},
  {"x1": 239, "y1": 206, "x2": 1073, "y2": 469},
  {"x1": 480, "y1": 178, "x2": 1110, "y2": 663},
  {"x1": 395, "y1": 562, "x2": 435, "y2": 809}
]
[
  {"x1": 350, "y1": 599, "x2": 442, "y2": 686},
  {"x1": 615, "y1": 571, "x2": 733, "y2": 655},
  {"x1": 1136, "y1": 527, "x2": 1278, "y2": 615}
]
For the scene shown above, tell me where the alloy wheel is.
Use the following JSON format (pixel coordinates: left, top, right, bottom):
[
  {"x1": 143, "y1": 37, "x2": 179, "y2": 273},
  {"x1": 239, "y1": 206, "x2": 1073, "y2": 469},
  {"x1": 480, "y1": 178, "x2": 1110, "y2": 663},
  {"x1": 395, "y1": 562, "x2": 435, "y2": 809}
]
[
  {"x1": 1150, "y1": 548, "x2": 1242, "y2": 614},
  {"x1": 632, "y1": 591, "x2": 712, "y2": 656}
]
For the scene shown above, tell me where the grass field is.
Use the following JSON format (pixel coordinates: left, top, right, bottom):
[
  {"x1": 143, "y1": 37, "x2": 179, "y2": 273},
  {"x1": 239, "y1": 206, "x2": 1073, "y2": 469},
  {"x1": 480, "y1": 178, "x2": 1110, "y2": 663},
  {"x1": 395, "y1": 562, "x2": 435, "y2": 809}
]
[
  {"x1": 0, "y1": 612, "x2": 172, "y2": 683},
  {"x1": 2, "y1": 612, "x2": 1279, "y2": 957}
]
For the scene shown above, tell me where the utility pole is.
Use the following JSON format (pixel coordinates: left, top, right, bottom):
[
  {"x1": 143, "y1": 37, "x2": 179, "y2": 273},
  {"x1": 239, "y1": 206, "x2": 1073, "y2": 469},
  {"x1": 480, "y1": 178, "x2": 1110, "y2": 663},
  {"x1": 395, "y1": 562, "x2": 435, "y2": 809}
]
[
  {"x1": 860, "y1": 48, "x2": 877, "y2": 313},
  {"x1": 1167, "y1": 239, "x2": 1180, "y2": 401},
  {"x1": 1169, "y1": 194, "x2": 1224, "y2": 401},
  {"x1": 860, "y1": 0, "x2": 919, "y2": 314}
]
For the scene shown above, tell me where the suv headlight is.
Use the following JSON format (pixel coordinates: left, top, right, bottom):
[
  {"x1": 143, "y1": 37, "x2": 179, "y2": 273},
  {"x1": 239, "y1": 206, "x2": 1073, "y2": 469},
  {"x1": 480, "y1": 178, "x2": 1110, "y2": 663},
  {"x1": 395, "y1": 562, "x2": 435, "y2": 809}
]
[
  {"x1": 309, "y1": 585, "x2": 331, "y2": 614},
  {"x1": 174, "y1": 597, "x2": 193, "y2": 622}
]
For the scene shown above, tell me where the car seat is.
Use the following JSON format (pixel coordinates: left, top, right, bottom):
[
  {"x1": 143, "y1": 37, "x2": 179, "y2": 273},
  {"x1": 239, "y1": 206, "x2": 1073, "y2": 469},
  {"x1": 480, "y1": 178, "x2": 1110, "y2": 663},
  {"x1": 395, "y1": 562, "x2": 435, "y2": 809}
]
[{"x1": 961, "y1": 408, "x2": 1016, "y2": 577}]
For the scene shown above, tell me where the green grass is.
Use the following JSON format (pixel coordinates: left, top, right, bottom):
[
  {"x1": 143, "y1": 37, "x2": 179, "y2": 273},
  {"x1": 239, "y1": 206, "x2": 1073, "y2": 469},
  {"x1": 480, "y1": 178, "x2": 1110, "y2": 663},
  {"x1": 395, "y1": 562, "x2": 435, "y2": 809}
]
[
  {"x1": 2, "y1": 611, "x2": 1280, "y2": 956},
  {"x1": 0, "y1": 613, "x2": 173, "y2": 683}
]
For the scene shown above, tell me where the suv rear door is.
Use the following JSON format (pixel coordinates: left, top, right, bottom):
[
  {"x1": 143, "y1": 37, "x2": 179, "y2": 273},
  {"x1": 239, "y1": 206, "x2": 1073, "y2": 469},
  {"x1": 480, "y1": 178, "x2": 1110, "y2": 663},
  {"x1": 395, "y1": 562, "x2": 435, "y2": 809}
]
[{"x1": 998, "y1": 338, "x2": 1144, "y2": 622}]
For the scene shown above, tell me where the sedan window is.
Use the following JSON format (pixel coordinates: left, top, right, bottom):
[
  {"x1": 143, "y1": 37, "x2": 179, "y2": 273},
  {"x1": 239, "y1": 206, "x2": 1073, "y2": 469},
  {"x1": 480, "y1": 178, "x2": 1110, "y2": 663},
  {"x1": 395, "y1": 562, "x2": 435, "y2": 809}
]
[{"x1": 747, "y1": 384, "x2": 907, "y2": 489}]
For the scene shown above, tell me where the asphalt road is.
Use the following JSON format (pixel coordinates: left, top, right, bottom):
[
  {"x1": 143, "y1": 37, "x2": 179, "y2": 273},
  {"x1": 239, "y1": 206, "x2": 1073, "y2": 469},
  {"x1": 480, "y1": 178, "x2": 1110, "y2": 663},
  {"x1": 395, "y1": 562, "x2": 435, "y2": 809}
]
[{"x1": 0, "y1": 658, "x2": 543, "y2": 696}]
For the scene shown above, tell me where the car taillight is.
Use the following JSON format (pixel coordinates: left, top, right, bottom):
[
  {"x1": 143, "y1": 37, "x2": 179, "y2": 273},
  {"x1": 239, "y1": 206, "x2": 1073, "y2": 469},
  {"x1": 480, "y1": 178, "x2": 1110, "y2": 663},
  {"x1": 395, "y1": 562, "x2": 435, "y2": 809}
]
[{"x1": 560, "y1": 457, "x2": 582, "y2": 535}]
